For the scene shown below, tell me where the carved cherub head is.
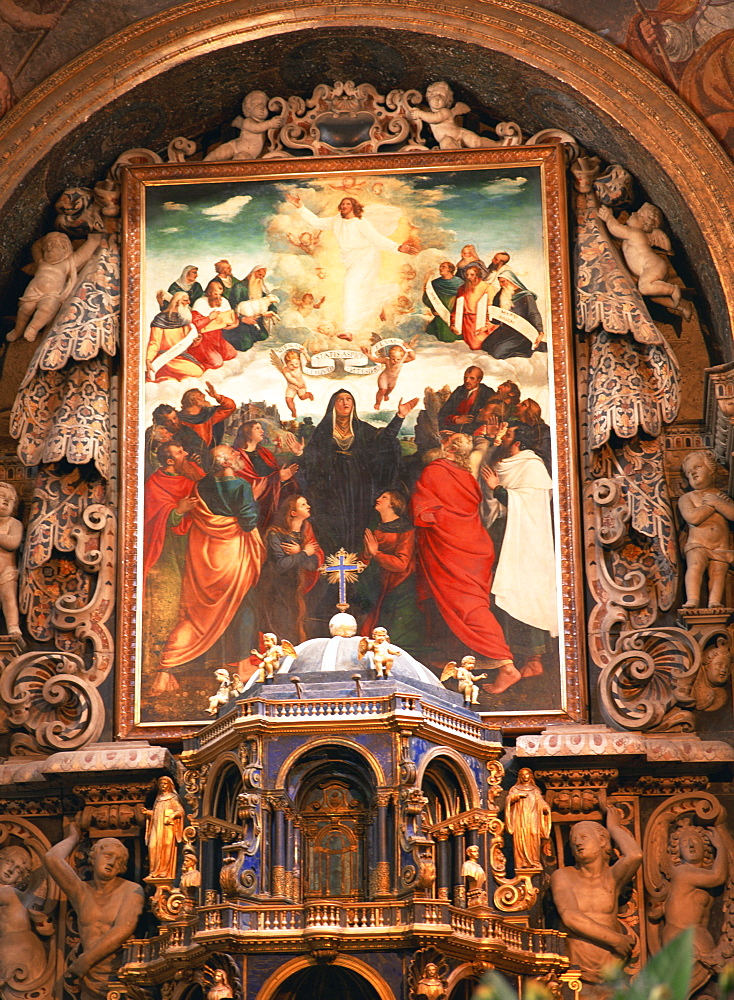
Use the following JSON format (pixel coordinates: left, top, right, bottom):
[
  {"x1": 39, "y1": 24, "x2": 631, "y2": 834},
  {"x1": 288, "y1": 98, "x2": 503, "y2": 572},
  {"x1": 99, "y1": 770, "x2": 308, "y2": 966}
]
[
  {"x1": 0, "y1": 483, "x2": 19, "y2": 517},
  {"x1": 372, "y1": 626, "x2": 389, "y2": 641},
  {"x1": 426, "y1": 80, "x2": 453, "y2": 109},
  {"x1": 40, "y1": 232, "x2": 73, "y2": 264},
  {"x1": 632, "y1": 202, "x2": 664, "y2": 233},
  {"x1": 682, "y1": 449, "x2": 718, "y2": 491},
  {"x1": 242, "y1": 90, "x2": 269, "y2": 121}
]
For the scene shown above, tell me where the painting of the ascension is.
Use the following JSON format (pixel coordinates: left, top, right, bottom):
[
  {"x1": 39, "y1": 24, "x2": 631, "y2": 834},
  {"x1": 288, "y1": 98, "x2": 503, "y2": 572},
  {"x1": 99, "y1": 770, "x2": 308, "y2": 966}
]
[{"x1": 120, "y1": 149, "x2": 582, "y2": 737}]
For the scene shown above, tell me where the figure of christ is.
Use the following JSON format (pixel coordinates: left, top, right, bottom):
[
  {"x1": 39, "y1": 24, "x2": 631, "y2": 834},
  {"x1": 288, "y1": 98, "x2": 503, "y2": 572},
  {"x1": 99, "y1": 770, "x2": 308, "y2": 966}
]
[
  {"x1": 411, "y1": 432, "x2": 518, "y2": 692},
  {"x1": 299, "y1": 389, "x2": 418, "y2": 556},
  {"x1": 359, "y1": 490, "x2": 421, "y2": 651},
  {"x1": 361, "y1": 341, "x2": 417, "y2": 410},
  {"x1": 286, "y1": 192, "x2": 418, "y2": 339},
  {"x1": 177, "y1": 383, "x2": 236, "y2": 450},
  {"x1": 153, "y1": 445, "x2": 265, "y2": 694},
  {"x1": 234, "y1": 419, "x2": 299, "y2": 530},
  {"x1": 45, "y1": 825, "x2": 144, "y2": 1000},
  {"x1": 480, "y1": 423, "x2": 558, "y2": 688},
  {"x1": 550, "y1": 805, "x2": 642, "y2": 987},
  {"x1": 146, "y1": 291, "x2": 207, "y2": 382},
  {"x1": 189, "y1": 279, "x2": 239, "y2": 371},
  {"x1": 678, "y1": 450, "x2": 734, "y2": 608},
  {"x1": 256, "y1": 494, "x2": 323, "y2": 645},
  {"x1": 0, "y1": 845, "x2": 53, "y2": 990}
]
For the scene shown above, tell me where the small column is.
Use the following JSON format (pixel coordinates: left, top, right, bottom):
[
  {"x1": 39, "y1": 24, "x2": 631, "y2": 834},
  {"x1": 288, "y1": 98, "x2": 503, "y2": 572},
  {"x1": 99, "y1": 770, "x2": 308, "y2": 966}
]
[
  {"x1": 436, "y1": 833, "x2": 450, "y2": 901},
  {"x1": 371, "y1": 791, "x2": 391, "y2": 897},
  {"x1": 271, "y1": 799, "x2": 286, "y2": 897},
  {"x1": 453, "y1": 829, "x2": 466, "y2": 907}
]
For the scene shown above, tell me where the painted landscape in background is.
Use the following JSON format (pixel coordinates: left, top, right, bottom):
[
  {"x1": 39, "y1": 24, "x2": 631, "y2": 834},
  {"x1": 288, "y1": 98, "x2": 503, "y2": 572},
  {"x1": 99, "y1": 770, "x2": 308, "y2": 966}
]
[{"x1": 123, "y1": 151, "x2": 577, "y2": 733}]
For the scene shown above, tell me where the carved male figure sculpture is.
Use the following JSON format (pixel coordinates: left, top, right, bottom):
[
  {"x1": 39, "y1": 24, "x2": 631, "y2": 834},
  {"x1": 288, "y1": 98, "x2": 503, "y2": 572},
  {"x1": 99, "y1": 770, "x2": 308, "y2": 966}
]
[
  {"x1": 460, "y1": 844, "x2": 487, "y2": 906},
  {"x1": 45, "y1": 823, "x2": 144, "y2": 1000},
  {"x1": 550, "y1": 805, "x2": 642, "y2": 987}
]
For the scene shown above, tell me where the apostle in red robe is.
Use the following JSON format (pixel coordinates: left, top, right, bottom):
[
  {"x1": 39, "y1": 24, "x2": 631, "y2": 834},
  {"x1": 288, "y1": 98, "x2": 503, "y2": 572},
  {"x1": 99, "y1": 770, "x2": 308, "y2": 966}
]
[
  {"x1": 234, "y1": 418, "x2": 299, "y2": 529},
  {"x1": 411, "y1": 433, "x2": 520, "y2": 692},
  {"x1": 152, "y1": 445, "x2": 265, "y2": 693},
  {"x1": 143, "y1": 442, "x2": 204, "y2": 593}
]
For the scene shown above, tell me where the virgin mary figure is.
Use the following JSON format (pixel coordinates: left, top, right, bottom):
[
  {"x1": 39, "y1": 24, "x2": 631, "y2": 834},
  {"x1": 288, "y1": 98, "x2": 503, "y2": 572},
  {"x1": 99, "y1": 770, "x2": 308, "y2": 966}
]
[{"x1": 299, "y1": 388, "x2": 416, "y2": 555}]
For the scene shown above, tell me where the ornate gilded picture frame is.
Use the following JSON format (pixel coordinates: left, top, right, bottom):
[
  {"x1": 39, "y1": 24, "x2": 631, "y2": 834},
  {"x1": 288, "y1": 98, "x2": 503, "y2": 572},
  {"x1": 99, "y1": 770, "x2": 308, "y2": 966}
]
[{"x1": 118, "y1": 148, "x2": 584, "y2": 739}]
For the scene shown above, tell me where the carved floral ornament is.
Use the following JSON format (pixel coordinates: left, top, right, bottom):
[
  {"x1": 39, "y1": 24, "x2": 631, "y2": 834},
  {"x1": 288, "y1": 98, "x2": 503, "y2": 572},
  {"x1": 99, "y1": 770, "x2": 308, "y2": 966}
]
[{"x1": 0, "y1": 74, "x2": 728, "y2": 754}]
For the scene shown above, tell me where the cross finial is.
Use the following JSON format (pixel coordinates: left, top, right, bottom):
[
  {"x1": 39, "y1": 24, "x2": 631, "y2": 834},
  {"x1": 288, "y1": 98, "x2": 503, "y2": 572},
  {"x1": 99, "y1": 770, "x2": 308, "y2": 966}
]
[{"x1": 318, "y1": 548, "x2": 365, "y2": 611}]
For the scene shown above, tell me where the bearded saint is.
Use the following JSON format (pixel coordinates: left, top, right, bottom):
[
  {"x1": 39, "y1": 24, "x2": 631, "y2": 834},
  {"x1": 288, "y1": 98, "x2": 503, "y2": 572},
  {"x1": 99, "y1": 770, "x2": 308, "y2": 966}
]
[
  {"x1": 153, "y1": 446, "x2": 265, "y2": 694},
  {"x1": 146, "y1": 291, "x2": 207, "y2": 382}
]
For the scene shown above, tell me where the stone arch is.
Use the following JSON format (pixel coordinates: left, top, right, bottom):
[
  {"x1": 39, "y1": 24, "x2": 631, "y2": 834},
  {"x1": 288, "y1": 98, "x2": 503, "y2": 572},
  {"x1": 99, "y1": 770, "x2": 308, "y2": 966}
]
[
  {"x1": 274, "y1": 735, "x2": 387, "y2": 790},
  {"x1": 255, "y1": 954, "x2": 395, "y2": 1000},
  {"x1": 201, "y1": 752, "x2": 243, "y2": 821},
  {"x1": 0, "y1": 0, "x2": 732, "y2": 345},
  {"x1": 417, "y1": 746, "x2": 480, "y2": 813}
]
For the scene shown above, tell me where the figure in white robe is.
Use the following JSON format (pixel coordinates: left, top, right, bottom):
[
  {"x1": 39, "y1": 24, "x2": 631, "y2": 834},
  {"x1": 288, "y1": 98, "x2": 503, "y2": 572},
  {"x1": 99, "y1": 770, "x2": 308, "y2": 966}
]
[
  {"x1": 482, "y1": 428, "x2": 557, "y2": 637},
  {"x1": 286, "y1": 192, "x2": 417, "y2": 336}
]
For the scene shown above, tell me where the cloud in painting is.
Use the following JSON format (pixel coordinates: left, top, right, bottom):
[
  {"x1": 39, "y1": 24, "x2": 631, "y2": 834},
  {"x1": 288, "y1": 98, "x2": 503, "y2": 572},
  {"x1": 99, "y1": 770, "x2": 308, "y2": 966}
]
[
  {"x1": 481, "y1": 177, "x2": 527, "y2": 199},
  {"x1": 202, "y1": 195, "x2": 252, "y2": 222},
  {"x1": 160, "y1": 226, "x2": 181, "y2": 234},
  {"x1": 163, "y1": 200, "x2": 188, "y2": 211}
]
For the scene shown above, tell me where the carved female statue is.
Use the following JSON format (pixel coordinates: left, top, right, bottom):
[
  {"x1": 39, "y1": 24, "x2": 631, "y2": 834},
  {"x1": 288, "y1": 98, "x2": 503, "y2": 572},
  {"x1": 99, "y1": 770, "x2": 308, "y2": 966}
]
[
  {"x1": 505, "y1": 768, "x2": 552, "y2": 871},
  {"x1": 660, "y1": 821, "x2": 728, "y2": 997},
  {"x1": 0, "y1": 845, "x2": 53, "y2": 989},
  {"x1": 143, "y1": 776, "x2": 185, "y2": 881},
  {"x1": 207, "y1": 968, "x2": 234, "y2": 1000}
]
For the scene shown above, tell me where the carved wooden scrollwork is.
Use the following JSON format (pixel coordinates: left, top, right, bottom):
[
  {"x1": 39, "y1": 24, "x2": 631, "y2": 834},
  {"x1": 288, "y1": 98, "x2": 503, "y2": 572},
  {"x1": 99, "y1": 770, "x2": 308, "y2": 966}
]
[{"x1": 0, "y1": 650, "x2": 104, "y2": 754}]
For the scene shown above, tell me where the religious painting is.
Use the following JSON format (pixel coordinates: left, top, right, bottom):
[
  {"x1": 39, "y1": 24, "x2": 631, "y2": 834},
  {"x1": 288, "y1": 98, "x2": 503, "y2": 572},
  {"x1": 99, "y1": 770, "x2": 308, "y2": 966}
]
[{"x1": 118, "y1": 148, "x2": 583, "y2": 738}]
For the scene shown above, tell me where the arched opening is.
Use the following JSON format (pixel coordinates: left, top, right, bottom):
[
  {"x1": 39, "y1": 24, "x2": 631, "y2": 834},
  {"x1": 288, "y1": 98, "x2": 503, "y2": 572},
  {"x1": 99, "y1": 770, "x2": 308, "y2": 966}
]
[
  {"x1": 287, "y1": 744, "x2": 379, "y2": 902},
  {"x1": 269, "y1": 965, "x2": 383, "y2": 1000},
  {"x1": 421, "y1": 755, "x2": 478, "y2": 904},
  {"x1": 447, "y1": 976, "x2": 481, "y2": 1000},
  {"x1": 421, "y1": 755, "x2": 474, "y2": 825},
  {"x1": 211, "y1": 762, "x2": 243, "y2": 825}
]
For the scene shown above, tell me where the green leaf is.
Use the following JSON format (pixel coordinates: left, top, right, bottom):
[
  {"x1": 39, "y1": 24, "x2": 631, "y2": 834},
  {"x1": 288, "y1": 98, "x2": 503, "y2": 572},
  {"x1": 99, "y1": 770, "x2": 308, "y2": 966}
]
[
  {"x1": 473, "y1": 970, "x2": 519, "y2": 1000},
  {"x1": 621, "y1": 927, "x2": 695, "y2": 1000}
]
